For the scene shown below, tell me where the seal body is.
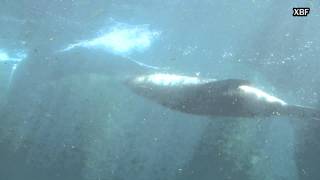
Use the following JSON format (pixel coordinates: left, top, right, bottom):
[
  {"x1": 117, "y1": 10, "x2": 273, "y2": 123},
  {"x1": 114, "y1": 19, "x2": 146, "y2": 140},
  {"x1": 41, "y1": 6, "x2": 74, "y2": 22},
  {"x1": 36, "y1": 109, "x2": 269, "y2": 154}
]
[
  {"x1": 126, "y1": 73, "x2": 286, "y2": 117},
  {"x1": 126, "y1": 73, "x2": 319, "y2": 119}
]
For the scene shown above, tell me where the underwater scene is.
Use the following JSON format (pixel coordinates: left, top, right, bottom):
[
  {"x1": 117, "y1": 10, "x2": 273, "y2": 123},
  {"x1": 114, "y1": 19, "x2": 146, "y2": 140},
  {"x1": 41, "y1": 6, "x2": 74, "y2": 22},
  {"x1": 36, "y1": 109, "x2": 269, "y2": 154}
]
[{"x1": 0, "y1": 1, "x2": 320, "y2": 180}]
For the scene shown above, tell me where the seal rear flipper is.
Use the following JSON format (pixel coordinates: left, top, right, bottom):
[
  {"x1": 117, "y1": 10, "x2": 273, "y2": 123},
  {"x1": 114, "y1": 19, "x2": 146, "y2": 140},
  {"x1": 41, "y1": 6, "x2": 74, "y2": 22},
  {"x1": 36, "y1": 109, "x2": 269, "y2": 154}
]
[{"x1": 283, "y1": 105, "x2": 320, "y2": 121}]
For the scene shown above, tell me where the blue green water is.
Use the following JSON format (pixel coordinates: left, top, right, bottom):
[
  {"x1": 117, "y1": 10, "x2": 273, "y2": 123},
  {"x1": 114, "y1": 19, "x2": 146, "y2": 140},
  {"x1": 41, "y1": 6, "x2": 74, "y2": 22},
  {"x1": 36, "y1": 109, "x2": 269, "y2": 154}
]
[{"x1": 0, "y1": 1, "x2": 320, "y2": 180}]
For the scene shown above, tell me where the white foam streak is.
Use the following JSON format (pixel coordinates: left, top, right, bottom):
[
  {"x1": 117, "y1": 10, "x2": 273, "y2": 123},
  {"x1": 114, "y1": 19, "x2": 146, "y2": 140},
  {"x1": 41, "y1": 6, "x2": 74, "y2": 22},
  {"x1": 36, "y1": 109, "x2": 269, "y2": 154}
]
[
  {"x1": 62, "y1": 24, "x2": 160, "y2": 55},
  {"x1": 0, "y1": 49, "x2": 27, "y2": 62}
]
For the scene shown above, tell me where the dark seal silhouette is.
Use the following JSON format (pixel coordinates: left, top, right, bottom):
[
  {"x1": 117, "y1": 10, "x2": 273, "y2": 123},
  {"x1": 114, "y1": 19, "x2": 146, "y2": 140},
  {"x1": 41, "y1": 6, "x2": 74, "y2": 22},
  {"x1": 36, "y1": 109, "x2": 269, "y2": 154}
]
[{"x1": 126, "y1": 73, "x2": 320, "y2": 120}]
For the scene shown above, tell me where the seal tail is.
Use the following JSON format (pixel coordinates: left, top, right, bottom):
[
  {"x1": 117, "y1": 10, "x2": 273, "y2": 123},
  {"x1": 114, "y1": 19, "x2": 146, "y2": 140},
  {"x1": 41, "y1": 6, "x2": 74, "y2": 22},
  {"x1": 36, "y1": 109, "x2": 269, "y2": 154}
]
[{"x1": 282, "y1": 105, "x2": 320, "y2": 121}]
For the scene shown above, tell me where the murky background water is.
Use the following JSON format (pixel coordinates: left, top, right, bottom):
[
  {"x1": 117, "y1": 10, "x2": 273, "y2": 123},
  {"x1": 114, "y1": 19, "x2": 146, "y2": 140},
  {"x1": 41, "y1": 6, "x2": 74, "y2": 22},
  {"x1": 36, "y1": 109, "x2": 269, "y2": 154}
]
[{"x1": 0, "y1": 1, "x2": 320, "y2": 180}]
